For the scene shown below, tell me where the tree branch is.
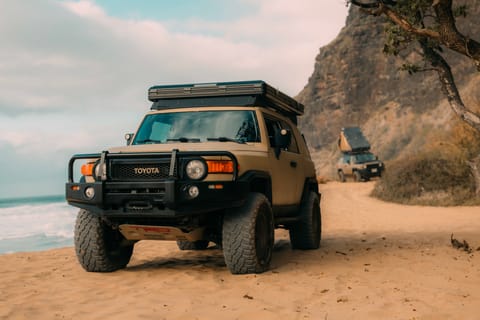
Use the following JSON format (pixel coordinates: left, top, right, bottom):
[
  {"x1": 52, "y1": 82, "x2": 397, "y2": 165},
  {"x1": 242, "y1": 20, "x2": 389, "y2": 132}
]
[
  {"x1": 350, "y1": 0, "x2": 480, "y2": 70},
  {"x1": 433, "y1": 0, "x2": 480, "y2": 70},
  {"x1": 350, "y1": 1, "x2": 440, "y2": 39},
  {"x1": 381, "y1": 5, "x2": 440, "y2": 39},
  {"x1": 349, "y1": 0, "x2": 381, "y2": 9},
  {"x1": 349, "y1": 0, "x2": 397, "y2": 8},
  {"x1": 419, "y1": 38, "x2": 480, "y2": 131}
]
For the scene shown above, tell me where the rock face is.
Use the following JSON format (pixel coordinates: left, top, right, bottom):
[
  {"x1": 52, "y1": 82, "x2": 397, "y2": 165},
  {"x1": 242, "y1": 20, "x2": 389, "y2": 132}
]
[{"x1": 298, "y1": 3, "x2": 480, "y2": 178}]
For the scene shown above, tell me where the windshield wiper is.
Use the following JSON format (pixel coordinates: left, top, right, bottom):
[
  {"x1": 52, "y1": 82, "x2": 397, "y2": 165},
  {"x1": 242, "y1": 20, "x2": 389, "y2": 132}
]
[
  {"x1": 166, "y1": 137, "x2": 200, "y2": 143},
  {"x1": 135, "y1": 138, "x2": 163, "y2": 144},
  {"x1": 207, "y1": 137, "x2": 245, "y2": 144}
]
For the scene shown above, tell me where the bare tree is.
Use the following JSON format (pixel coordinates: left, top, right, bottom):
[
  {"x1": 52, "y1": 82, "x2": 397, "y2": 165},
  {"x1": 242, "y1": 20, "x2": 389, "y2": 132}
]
[{"x1": 348, "y1": 0, "x2": 480, "y2": 195}]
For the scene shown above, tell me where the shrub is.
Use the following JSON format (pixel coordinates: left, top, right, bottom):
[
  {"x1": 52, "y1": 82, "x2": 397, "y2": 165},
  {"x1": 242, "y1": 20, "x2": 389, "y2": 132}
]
[
  {"x1": 373, "y1": 117, "x2": 480, "y2": 206},
  {"x1": 372, "y1": 150, "x2": 477, "y2": 206}
]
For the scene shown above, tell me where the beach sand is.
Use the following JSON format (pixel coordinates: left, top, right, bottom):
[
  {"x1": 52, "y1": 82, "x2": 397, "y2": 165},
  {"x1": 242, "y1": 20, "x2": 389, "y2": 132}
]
[{"x1": 1, "y1": 181, "x2": 479, "y2": 319}]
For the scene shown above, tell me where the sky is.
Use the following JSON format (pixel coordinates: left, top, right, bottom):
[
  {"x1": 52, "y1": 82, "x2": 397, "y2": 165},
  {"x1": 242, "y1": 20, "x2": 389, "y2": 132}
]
[{"x1": 0, "y1": 0, "x2": 349, "y2": 199}]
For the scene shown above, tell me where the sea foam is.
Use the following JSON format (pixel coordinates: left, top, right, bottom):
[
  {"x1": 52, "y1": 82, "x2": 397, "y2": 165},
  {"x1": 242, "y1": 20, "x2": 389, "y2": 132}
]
[{"x1": 0, "y1": 199, "x2": 78, "y2": 254}]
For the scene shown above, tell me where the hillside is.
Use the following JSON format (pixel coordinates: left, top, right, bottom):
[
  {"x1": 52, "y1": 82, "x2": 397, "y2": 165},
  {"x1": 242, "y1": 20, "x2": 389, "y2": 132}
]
[{"x1": 298, "y1": 2, "x2": 480, "y2": 178}]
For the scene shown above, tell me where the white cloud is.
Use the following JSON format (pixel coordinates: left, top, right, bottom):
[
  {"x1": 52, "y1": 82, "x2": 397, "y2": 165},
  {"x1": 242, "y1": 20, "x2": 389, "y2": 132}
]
[
  {"x1": 58, "y1": 0, "x2": 348, "y2": 94},
  {"x1": 1, "y1": 0, "x2": 348, "y2": 114},
  {"x1": 62, "y1": 0, "x2": 105, "y2": 17},
  {"x1": 0, "y1": 0, "x2": 348, "y2": 197}
]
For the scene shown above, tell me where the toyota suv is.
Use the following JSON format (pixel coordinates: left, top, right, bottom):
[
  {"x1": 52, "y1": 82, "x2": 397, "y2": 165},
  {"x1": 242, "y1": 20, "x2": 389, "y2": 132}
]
[{"x1": 66, "y1": 80, "x2": 321, "y2": 274}]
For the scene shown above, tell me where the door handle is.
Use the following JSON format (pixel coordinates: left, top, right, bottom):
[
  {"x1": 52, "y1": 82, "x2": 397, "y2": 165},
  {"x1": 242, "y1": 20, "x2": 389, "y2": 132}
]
[{"x1": 290, "y1": 161, "x2": 297, "y2": 168}]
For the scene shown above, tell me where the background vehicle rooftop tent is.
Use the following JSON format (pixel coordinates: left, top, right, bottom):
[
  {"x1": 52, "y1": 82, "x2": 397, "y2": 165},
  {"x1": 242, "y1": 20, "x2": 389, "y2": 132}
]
[
  {"x1": 148, "y1": 80, "x2": 304, "y2": 123},
  {"x1": 338, "y1": 127, "x2": 371, "y2": 153}
]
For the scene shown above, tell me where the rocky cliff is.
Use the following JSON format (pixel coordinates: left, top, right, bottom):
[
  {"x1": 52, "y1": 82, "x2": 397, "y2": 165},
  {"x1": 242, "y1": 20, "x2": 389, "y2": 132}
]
[{"x1": 298, "y1": 2, "x2": 480, "y2": 178}]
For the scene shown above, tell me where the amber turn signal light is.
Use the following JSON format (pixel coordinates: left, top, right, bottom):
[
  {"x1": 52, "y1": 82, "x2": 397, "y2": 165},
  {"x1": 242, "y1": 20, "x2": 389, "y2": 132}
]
[
  {"x1": 206, "y1": 160, "x2": 234, "y2": 173},
  {"x1": 81, "y1": 162, "x2": 95, "y2": 176}
]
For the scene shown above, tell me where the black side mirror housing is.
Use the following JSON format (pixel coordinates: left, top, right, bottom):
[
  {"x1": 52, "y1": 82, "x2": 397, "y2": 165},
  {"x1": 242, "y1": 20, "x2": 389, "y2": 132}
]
[
  {"x1": 274, "y1": 129, "x2": 291, "y2": 159},
  {"x1": 125, "y1": 133, "x2": 134, "y2": 145}
]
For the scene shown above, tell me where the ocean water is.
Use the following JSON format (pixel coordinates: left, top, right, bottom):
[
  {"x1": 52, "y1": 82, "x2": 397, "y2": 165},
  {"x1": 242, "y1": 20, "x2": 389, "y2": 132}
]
[{"x1": 0, "y1": 195, "x2": 78, "y2": 254}]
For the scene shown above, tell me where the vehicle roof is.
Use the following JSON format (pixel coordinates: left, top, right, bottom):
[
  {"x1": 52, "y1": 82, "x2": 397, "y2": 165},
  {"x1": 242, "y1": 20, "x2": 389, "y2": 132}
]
[{"x1": 147, "y1": 81, "x2": 304, "y2": 121}]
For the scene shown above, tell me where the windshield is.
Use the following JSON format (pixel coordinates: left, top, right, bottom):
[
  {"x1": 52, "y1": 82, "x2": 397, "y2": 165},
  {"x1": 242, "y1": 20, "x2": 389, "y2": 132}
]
[
  {"x1": 354, "y1": 153, "x2": 377, "y2": 163},
  {"x1": 133, "y1": 110, "x2": 260, "y2": 145}
]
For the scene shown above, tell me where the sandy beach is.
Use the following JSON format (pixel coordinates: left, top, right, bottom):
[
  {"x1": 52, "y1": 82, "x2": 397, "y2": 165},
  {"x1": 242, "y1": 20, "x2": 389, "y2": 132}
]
[{"x1": 1, "y1": 181, "x2": 479, "y2": 319}]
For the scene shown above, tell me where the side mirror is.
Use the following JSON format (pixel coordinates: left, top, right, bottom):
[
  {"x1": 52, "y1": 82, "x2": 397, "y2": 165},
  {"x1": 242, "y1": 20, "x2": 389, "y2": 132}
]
[
  {"x1": 274, "y1": 129, "x2": 291, "y2": 159},
  {"x1": 125, "y1": 133, "x2": 134, "y2": 145}
]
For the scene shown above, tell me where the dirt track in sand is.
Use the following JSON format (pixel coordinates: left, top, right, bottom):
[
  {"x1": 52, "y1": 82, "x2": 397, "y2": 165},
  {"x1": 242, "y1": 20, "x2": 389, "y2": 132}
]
[{"x1": 0, "y1": 181, "x2": 479, "y2": 319}]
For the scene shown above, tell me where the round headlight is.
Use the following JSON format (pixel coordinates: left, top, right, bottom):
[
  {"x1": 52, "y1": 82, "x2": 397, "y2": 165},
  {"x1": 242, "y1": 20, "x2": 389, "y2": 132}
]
[
  {"x1": 185, "y1": 160, "x2": 206, "y2": 180},
  {"x1": 84, "y1": 187, "x2": 95, "y2": 199}
]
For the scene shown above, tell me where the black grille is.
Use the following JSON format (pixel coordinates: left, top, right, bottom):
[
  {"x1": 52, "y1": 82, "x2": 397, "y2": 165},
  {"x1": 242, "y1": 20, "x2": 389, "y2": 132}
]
[
  {"x1": 109, "y1": 160, "x2": 175, "y2": 181},
  {"x1": 366, "y1": 164, "x2": 380, "y2": 173}
]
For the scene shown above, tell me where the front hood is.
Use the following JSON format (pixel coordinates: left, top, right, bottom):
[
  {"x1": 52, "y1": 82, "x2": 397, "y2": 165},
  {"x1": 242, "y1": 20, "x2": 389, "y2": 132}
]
[{"x1": 108, "y1": 142, "x2": 267, "y2": 154}]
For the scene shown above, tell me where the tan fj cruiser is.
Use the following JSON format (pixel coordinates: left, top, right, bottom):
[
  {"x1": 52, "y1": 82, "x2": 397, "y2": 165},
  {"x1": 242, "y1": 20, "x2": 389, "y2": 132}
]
[
  {"x1": 336, "y1": 152, "x2": 384, "y2": 182},
  {"x1": 336, "y1": 127, "x2": 384, "y2": 182},
  {"x1": 66, "y1": 81, "x2": 321, "y2": 274}
]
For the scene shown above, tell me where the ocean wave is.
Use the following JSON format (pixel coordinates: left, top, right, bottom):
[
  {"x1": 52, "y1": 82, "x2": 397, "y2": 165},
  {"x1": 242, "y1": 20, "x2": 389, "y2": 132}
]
[
  {"x1": 0, "y1": 233, "x2": 74, "y2": 254},
  {"x1": 0, "y1": 195, "x2": 65, "y2": 208},
  {"x1": 0, "y1": 201, "x2": 78, "y2": 253}
]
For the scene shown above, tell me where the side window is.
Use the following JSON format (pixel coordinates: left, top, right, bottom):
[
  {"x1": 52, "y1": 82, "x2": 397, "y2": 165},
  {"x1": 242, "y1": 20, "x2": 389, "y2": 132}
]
[
  {"x1": 263, "y1": 115, "x2": 299, "y2": 153},
  {"x1": 264, "y1": 117, "x2": 281, "y2": 147},
  {"x1": 280, "y1": 121, "x2": 299, "y2": 153}
]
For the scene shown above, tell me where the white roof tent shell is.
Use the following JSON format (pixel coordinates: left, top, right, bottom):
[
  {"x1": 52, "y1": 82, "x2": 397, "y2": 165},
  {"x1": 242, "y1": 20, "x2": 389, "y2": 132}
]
[{"x1": 148, "y1": 81, "x2": 304, "y2": 123}]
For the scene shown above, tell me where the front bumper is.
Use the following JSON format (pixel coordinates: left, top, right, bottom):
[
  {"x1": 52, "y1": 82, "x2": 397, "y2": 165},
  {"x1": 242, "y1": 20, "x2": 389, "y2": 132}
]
[
  {"x1": 65, "y1": 150, "x2": 247, "y2": 217},
  {"x1": 66, "y1": 179, "x2": 249, "y2": 217},
  {"x1": 358, "y1": 165, "x2": 383, "y2": 178}
]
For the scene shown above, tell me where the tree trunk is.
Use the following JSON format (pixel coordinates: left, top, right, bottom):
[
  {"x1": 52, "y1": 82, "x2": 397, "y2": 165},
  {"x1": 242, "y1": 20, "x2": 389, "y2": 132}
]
[
  {"x1": 468, "y1": 154, "x2": 480, "y2": 197},
  {"x1": 419, "y1": 39, "x2": 480, "y2": 197},
  {"x1": 419, "y1": 39, "x2": 480, "y2": 132}
]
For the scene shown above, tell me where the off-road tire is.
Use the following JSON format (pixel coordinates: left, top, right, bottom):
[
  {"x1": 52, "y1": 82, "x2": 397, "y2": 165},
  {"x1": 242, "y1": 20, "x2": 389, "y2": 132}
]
[
  {"x1": 353, "y1": 171, "x2": 362, "y2": 182},
  {"x1": 74, "y1": 209, "x2": 133, "y2": 272},
  {"x1": 223, "y1": 192, "x2": 274, "y2": 274},
  {"x1": 338, "y1": 170, "x2": 346, "y2": 182},
  {"x1": 177, "y1": 240, "x2": 210, "y2": 250},
  {"x1": 289, "y1": 191, "x2": 321, "y2": 249}
]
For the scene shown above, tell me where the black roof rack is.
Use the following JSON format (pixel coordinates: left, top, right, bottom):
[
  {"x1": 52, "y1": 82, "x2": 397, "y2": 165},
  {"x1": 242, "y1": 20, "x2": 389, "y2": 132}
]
[{"x1": 148, "y1": 80, "x2": 304, "y2": 118}]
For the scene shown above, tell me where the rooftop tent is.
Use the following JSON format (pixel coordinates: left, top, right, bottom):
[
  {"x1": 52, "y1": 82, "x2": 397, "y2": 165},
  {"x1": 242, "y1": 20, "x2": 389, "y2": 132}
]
[
  {"x1": 147, "y1": 81, "x2": 304, "y2": 123},
  {"x1": 338, "y1": 127, "x2": 371, "y2": 153}
]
